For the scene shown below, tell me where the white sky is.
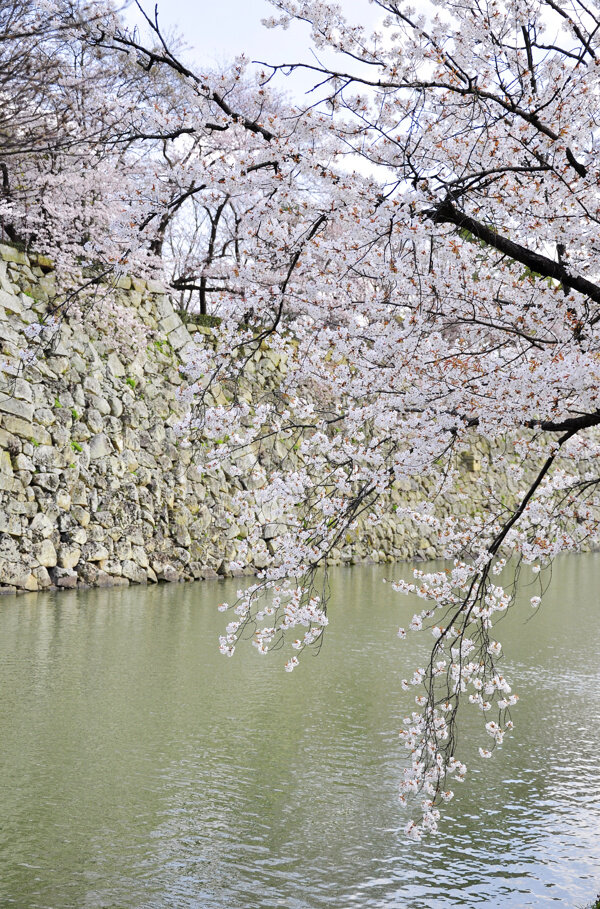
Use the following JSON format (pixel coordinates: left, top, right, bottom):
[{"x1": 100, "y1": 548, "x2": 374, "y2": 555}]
[
  {"x1": 127, "y1": 0, "x2": 379, "y2": 87},
  {"x1": 125, "y1": 0, "x2": 389, "y2": 178}
]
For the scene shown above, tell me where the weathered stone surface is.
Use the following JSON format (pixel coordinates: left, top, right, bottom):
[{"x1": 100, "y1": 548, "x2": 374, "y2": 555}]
[
  {"x1": 159, "y1": 312, "x2": 181, "y2": 334},
  {"x1": 0, "y1": 514, "x2": 22, "y2": 535},
  {"x1": 122, "y1": 560, "x2": 147, "y2": 583},
  {"x1": 33, "y1": 472, "x2": 60, "y2": 492},
  {"x1": 71, "y1": 506, "x2": 91, "y2": 527},
  {"x1": 0, "y1": 244, "x2": 28, "y2": 265},
  {"x1": 58, "y1": 545, "x2": 81, "y2": 571},
  {"x1": 33, "y1": 565, "x2": 52, "y2": 588},
  {"x1": 86, "y1": 409, "x2": 103, "y2": 434},
  {"x1": 34, "y1": 407, "x2": 55, "y2": 427},
  {"x1": 0, "y1": 472, "x2": 18, "y2": 492},
  {"x1": 54, "y1": 568, "x2": 78, "y2": 588},
  {"x1": 14, "y1": 452, "x2": 33, "y2": 472},
  {"x1": 153, "y1": 560, "x2": 179, "y2": 582},
  {"x1": 103, "y1": 559, "x2": 123, "y2": 576},
  {"x1": 30, "y1": 513, "x2": 56, "y2": 540},
  {"x1": 71, "y1": 482, "x2": 87, "y2": 506},
  {"x1": 0, "y1": 560, "x2": 37, "y2": 590},
  {"x1": 0, "y1": 450, "x2": 12, "y2": 474},
  {"x1": 33, "y1": 539, "x2": 57, "y2": 567},
  {"x1": 33, "y1": 445, "x2": 61, "y2": 469},
  {"x1": 83, "y1": 543, "x2": 109, "y2": 563},
  {"x1": 13, "y1": 378, "x2": 33, "y2": 402},
  {"x1": 0, "y1": 252, "x2": 497, "y2": 597},
  {"x1": 89, "y1": 433, "x2": 112, "y2": 459},
  {"x1": 83, "y1": 376, "x2": 102, "y2": 396},
  {"x1": 33, "y1": 254, "x2": 54, "y2": 273},
  {"x1": 56, "y1": 490, "x2": 71, "y2": 510},
  {"x1": 89, "y1": 394, "x2": 111, "y2": 416},
  {"x1": 0, "y1": 396, "x2": 34, "y2": 421},
  {"x1": 109, "y1": 396, "x2": 123, "y2": 418},
  {"x1": 70, "y1": 527, "x2": 88, "y2": 545},
  {"x1": 132, "y1": 545, "x2": 149, "y2": 568},
  {"x1": 2, "y1": 415, "x2": 52, "y2": 445}
]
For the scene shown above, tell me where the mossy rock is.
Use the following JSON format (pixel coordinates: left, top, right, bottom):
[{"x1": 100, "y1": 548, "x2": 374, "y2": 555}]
[{"x1": 184, "y1": 312, "x2": 222, "y2": 329}]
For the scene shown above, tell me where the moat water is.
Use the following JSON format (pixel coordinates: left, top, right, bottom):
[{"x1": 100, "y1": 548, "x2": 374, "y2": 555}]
[{"x1": 1, "y1": 556, "x2": 599, "y2": 908}]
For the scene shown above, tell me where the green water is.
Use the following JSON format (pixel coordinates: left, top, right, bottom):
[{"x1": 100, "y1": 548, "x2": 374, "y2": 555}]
[{"x1": 1, "y1": 556, "x2": 599, "y2": 908}]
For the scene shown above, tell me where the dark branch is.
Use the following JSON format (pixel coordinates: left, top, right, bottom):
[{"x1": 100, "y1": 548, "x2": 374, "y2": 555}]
[{"x1": 429, "y1": 198, "x2": 600, "y2": 306}]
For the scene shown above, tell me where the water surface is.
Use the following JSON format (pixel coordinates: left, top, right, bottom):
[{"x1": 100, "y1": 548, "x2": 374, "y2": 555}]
[{"x1": 1, "y1": 556, "x2": 599, "y2": 908}]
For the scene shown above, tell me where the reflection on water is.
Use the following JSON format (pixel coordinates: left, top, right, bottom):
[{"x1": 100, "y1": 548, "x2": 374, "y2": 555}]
[{"x1": 0, "y1": 555, "x2": 599, "y2": 908}]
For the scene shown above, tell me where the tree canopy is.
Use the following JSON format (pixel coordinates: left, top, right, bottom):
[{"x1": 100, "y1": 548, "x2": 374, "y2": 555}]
[{"x1": 5, "y1": 0, "x2": 600, "y2": 839}]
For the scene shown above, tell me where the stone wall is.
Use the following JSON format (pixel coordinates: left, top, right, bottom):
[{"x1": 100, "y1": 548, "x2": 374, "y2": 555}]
[{"x1": 0, "y1": 244, "x2": 498, "y2": 594}]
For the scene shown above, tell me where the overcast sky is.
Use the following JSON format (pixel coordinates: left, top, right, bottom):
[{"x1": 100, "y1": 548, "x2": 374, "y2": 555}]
[{"x1": 127, "y1": 0, "x2": 379, "y2": 86}]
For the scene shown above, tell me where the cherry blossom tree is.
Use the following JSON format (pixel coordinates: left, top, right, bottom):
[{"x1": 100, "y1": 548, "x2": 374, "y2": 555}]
[
  {"x1": 178, "y1": 0, "x2": 600, "y2": 839},
  {"x1": 7, "y1": 0, "x2": 600, "y2": 839},
  {"x1": 1, "y1": 0, "x2": 313, "y2": 324},
  {"x1": 61, "y1": 0, "x2": 600, "y2": 839}
]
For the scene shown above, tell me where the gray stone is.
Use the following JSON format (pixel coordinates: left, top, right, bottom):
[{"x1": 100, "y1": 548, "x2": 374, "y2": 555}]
[
  {"x1": 109, "y1": 396, "x2": 123, "y2": 418},
  {"x1": 103, "y1": 560, "x2": 123, "y2": 576},
  {"x1": 7, "y1": 498, "x2": 35, "y2": 516},
  {"x1": 86, "y1": 408, "x2": 104, "y2": 434},
  {"x1": 0, "y1": 396, "x2": 34, "y2": 421},
  {"x1": 72, "y1": 506, "x2": 90, "y2": 527},
  {"x1": 58, "y1": 545, "x2": 81, "y2": 571},
  {"x1": 132, "y1": 545, "x2": 149, "y2": 568},
  {"x1": 32, "y1": 445, "x2": 61, "y2": 469},
  {"x1": 83, "y1": 376, "x2": 102, "y2": 396},
  {"x1": 115, "y1": 541, "x2": 133, "y2": 561},
  {"x1": 13, "y1": 378, "x2": 33, "y2": 402},
  {"x1": 0, "y1": 287, "x2": 23, "y2": 313},
  {"x1": 71, "y1": 483, "x2": 87, "y2": 506},
  {"x1": 56, "y1": 490, "x2": 71, "y2": 510},
  {"x1": 79, "y1": 565, "x2": 125, "y2": 588},
  {"x1": 1, "y1": 416, "x2": 51, "y2": 444},
  {"x1": 0, "y1": 450, "x2": 12, "y2": 474},
  {"x1": 83, "y1": 543, "x2": 109, "y2": 562},
  {"x1": 71, "y1": 421, "x2": 91, "y2": 442},
  {"x1": 159, "y1": 312, "x2": 181, "y2": 334},
  {"x1": 153, "y1": 561, "x2": 179, "y2": 582},
  {"x1": 0, "y1": 245, "x2": 28, "y2": 265},
  {"x1": 0, "y1": 514, "x2": 22, "y2": 535},
  {"x1": 33, "y1": 407, "x2": 54, "y2": 427},
  {"x1": 33, "y1": 565, "x2": 52, "y2": 588},
  {"x1": 54, "y1": 568, "x2": 78, "y2": 588},
  {"x1": 70, "y1": 527, "x2": 87, "y2": 545},
  {"x1": 89, "y1": 394, "x2": 111, "y2": 416},
  {"x1": 0, "y1": 474, "x2": 17, "y2": 493},
  {"x1": 122, "y1": 560, "x2": 147, "y2": 583},
  {"x1": 33, "y1": 539, "x2": 57, "y2": 567},
  {"x1": 33, "y1": 472, "x2": 59, "y2": 492},
  {"x1": 0, "y1": 559, "x2": 37, "y2": 590},
  {"x1": 89, "y1": 433, "x2": 112, "y2": 459}
]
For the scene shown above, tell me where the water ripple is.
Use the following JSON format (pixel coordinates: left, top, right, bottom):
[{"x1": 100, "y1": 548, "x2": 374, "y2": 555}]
[{"x1": 0, "y1": 559, "x2": 599, "y2": 908}]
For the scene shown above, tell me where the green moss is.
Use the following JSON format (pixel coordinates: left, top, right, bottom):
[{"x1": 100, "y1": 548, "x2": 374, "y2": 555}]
[{"x1": 185, "y1": 312, "x2": 222, "y2": 329}]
